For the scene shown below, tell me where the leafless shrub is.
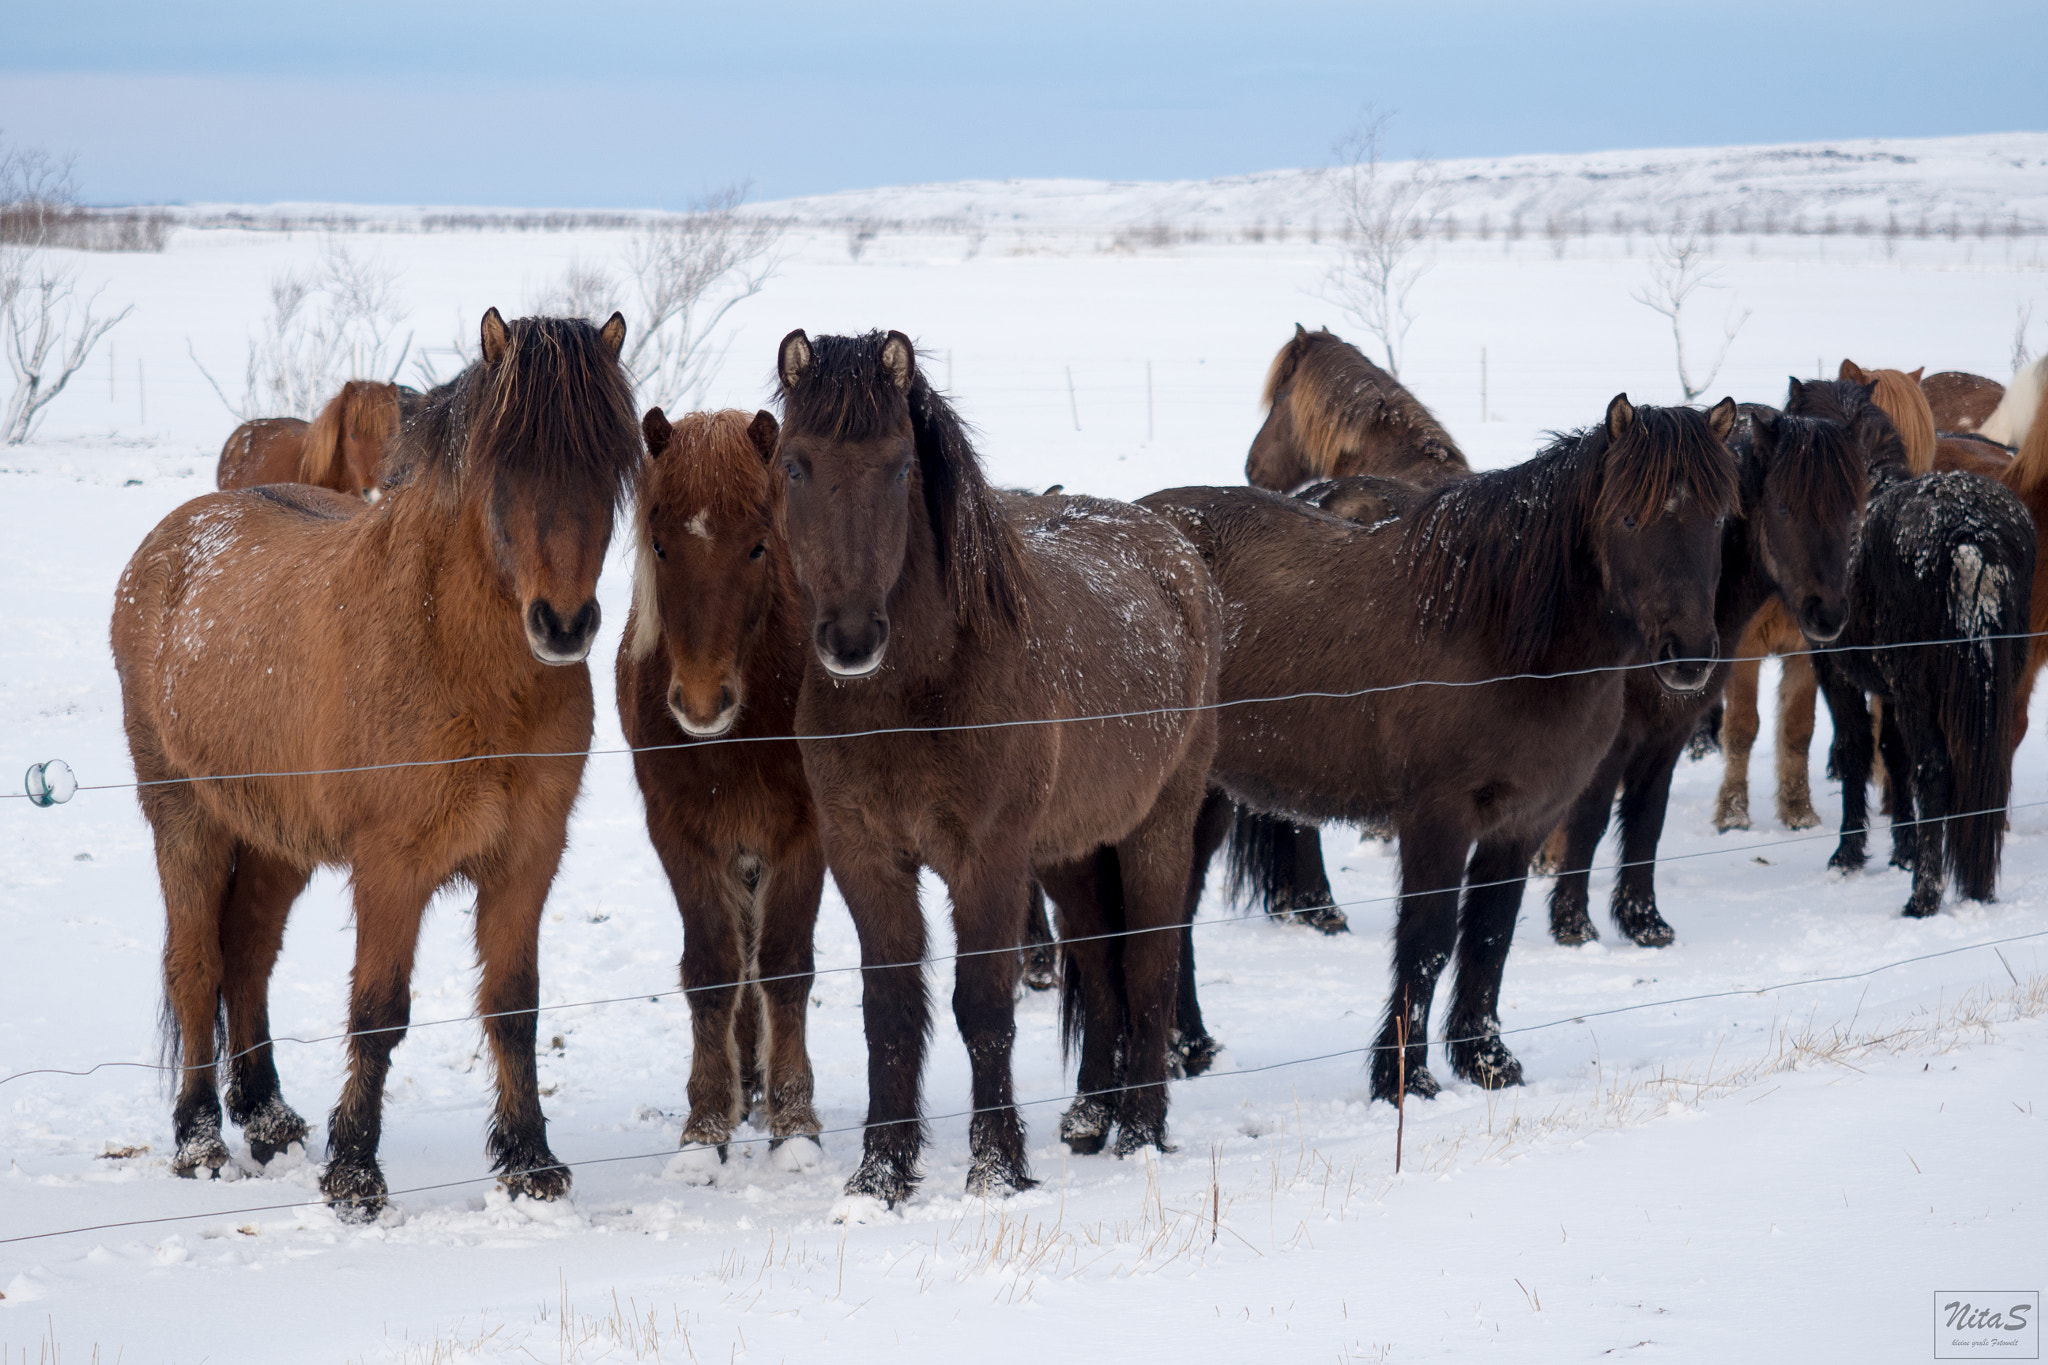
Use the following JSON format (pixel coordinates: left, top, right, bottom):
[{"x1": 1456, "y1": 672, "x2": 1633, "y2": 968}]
[
  {"x1": 622, "y1": 187, "x2": 781, "y2": 409},
  {"x1": 2014, "y1": 302, "x2": 2036, "y2": 376},
  {"x1": 846, "y1": 218, "x2": 879, "y2": 261},
  {"x1": 1631, "y1": 230, "x2": 1750, "y2": 403},
  {"x1": 1322, "y1": 110, "x2": 1441, "y2": 377}
]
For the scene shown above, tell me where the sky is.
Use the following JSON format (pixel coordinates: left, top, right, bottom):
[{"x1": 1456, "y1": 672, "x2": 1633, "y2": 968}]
[{"x1": 3, "y1": 1, "x2": 2044, "y2": 208}]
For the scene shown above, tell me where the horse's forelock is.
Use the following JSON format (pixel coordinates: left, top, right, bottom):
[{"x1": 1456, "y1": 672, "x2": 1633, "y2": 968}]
[
  {"x1": 1593, "y1": 405, "x2": 1740, "y2": 530},
  {"x1": 628, "y1": 409, "x2": 777, "y2": 664},
  {"x1": 1764, "y1": 414, "x2": 1867, "y2": 526},
  {"x1": 463, "y1": 315, "x2": 641, "y2": 512}
]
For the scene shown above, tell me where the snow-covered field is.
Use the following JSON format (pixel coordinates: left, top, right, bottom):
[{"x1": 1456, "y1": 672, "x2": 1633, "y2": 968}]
[{"x1": 5, "y1": 140, "x2": 2048, "y2": 1362}]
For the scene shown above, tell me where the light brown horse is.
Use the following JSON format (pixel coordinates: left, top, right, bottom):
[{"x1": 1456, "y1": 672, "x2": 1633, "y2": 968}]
[
  {"x1": 776, "y1": 329, "x2": 1220, "y2": 1205},
  {"x1": 618, "y1": 407, "x2": 825, "y2": 1167},
  {"x1": 1921, "y1": 371, "x2": 2004, "y2": 434},
  {"x1": 1247, "y1": 324, "x2": 1470, "y2": 490},
  {"x1": 215, "y1": 380, "x2": 415, "y2": 500},
  {"x1": 113, "y1": 310, "x2": 636, "y2": 1220},
  {"x1": 1991, "y1": 380, "x2": 2048, "y2": 749}
]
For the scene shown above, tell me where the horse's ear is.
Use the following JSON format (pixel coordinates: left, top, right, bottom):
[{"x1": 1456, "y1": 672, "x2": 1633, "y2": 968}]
[
  {"x1": 1909, "y1": 366, "x2": 1924, "y2": 382},
  {"x1": 778, "y1": 329, "x2": 812, "y2": 391},
  {"x1": 642, "y1": 407, "x2": 671, "y2": 458},
  {"x1": 881, "y1": 331, "x2": 917, "y2": 392},
  {"x1": 1786, "y1": 376, "x2": 1805, "y2": 403},
  {"x1": 1605, "y1": 393, "x2": 1635, "y2": 441},
  {"x1": 480, "y1": 308, "x2": 510, "y2": 368},
  {"x1": 600, "y1": 312, "x2": 627, "y2": 358},
  {"x1": 1838, "y1": 359, "x2": 1866, "y2": 383},
  {"x1": 1294, "y1": 322, "x2": 1308, "y2": 339},
  {"x1": 1706, "y1": 397, "x2": 1736, "y2": 442},
  {"x1": 747, "y1": 410, "x2": 780, "y2": 463}
]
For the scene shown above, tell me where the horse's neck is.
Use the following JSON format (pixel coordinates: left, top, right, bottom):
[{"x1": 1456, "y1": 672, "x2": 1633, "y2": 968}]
[
  {"x1": 1713, "y1": 514, "x2": 1776, "y2": 640},
  {"x1": 881, "y1": 507, "x2": 970, "y2": 686},
  {"x1": 377, "y1": 492, "x2": 544, "y2": 694}
]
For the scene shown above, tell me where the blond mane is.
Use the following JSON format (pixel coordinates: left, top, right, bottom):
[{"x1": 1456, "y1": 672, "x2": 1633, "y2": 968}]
[
  {"x1": 1843, "y1": 361, "x2": 1936, "y2": 476},
  {"x1": 298, "y1": 381, "x2": 403, "y2": 491},
  {"x1": 1982, "y1": 356, "x2": 2047, "y2": 450},
  {"x1": 1266, "y1": 328, "x2": 1466, "y2": 481}
]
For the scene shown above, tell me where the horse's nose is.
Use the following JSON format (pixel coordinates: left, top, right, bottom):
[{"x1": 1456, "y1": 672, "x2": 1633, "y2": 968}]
[
  {"x1": 525, "y1": 597, "x2": 601, "y2": 665},
  {"x1": 815, "y1": 614, "x2": 888, "y2": 678},
  {"x1": 1801, "y1": 595, "x2": 1847, "y2": 644},
  {"x1": 1651, "y1": 636, "x2": 1716, "y2": 694},
  {"x1": 668, "y1": 678, "x2": 743, "y2": 737}
]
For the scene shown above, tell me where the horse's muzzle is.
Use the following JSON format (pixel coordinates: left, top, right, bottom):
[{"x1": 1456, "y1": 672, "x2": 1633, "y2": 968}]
[
  {"x1": 816, "y1": 615, "x2": 888, "y2": 679},
  {"x1": 1798, "y1": 595, "x2": 1848, "y2": 645},
  {"x1": 669, "y1": 681, "x2": 741, "y2": 737},
  {"x1": 526, "y1": 597, "x2": 601, "y2": 665},
  {"x1": 1650, "y1": 636, "x2": 1716, "y2": 694}
]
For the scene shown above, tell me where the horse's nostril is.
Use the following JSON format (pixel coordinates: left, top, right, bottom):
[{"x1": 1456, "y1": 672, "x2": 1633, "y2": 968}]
[{"x1": 718, "y1": 685, "x2": 735, "y2": 713}]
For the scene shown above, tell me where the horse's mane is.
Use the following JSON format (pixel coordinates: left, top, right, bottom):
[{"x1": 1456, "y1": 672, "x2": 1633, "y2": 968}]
[
  {"x1": 299, "y1": 385, "x2": 350, "y2": 486},
  {"x1": 387, "y1": 317, "x2": 640, "y2": 512},
  {"x1": 1785, "y1": 378, "x2": 1912, "y2": 491},
  {"x1": 1263, "y1": 327, "x2": 1466, "y2": 480},
  {"x1": 1981, "y1": 355, "x2": 2046, "y2": 449},
  {"x1": 778, "y1": 330, "x2": 1030, "y2": 632},
  {"x1": 2008, "y1": 376, "x2": 2048, "y2": 499},
  {"x1": 1403, "y1": 403, "x2": 1736, "y2": 669},
  {"x1": 1843, "y1": 361, "x2": 1936, "y2": 475},
  {"x1": 1749, "y1": 411, "x2": 1866, "y2": 528},
  {"x1": 627, "y1": 409, "x2": 782, "y2": 663}
]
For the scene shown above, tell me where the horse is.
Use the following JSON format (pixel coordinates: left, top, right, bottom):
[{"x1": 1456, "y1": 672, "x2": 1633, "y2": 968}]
[
  {"x1": 215, "y1": 380, "x2": 417, "y2": 501},
  {"x1": 112, "y1": 310, "x2": 637, "y2": 1220},
  {"x1": 774, "y1": 329, "x2": 1220, "y2": 1204},
  {"x1": 1142, "y1": 394, "x2": 1737, "y2": 1100},
  {"x1": 1988, "y1": 370, "x2": 2048, "y2": 749},
  {"x1": 1921, "y1": 370, "x2": 2004, "y2": 434},
  {"x1": 1786, "y1": 377, "x2": 2034, "y2": 917},
  {"x1": 1248, "y1": 324, "x2": 1470, "y2": 491},
  {"x1": 1549, "y1": 406, "x2": 1863, "y2": 946},
  {"x1": 617, "y1": 407, "x2": 826, "y2": 1169},
  {"x1": 1980, "y1": 357, "x2": 2046, "y2": 449},
  {"x1": 1844, "y1": 360, "x2": 2014, "y2": 478}
]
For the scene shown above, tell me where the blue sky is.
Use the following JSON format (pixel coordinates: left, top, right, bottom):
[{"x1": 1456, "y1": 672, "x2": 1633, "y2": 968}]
[{"x1": 3, "y1": 1, "x2": 2043, "y2": 207}]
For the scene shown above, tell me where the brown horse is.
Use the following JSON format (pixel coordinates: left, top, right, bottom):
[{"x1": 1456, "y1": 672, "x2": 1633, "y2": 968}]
[
  {"x1": 1991, "y1": 377, "x2": 2048, "y2": 749},
  {"x1": 1247, "y1": 324, "x2": 1470, "y2": 490},
  {"x1": 113, "y1": 309, "x2": 636, "y2": 1220},
  {"x1": 775, "y1": 329, "x2": 1220, "y2": 1204},
  {"x1": 1144, "y1": 394, "x2": 1737, "y2": 1100},
  {"x1": 1921, "y1": 371, "x2": 2004, "y2": 434},
  {"x1": 216, "y1": 381, "x2": 417, "y2": 500},
  {"x1": 617, "y1": 406, "x2": 825, "y2": 1167}
]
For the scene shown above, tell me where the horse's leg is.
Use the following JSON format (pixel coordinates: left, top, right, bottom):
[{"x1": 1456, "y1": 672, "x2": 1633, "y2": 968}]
[
  {"x1": 153, "y1": 808, "x2": 237, "y2": 1178},
  {"x1": 947, "y1": 848, "x2": 1037, "y2": 1196},
  {"x1": 1817, "y1": 661, "x2": 1874, "y2": 874},
  {"x1": 1020, "y1": 883, "x2": 1058, "y2": 992},
  {"x1": 1872, "y1": 702, "x2": 1895, "y2": 818},
  {"x1": 1109, "y1": 777, "x2": 1207, "y2": 1155},
  {"x1": 835, "y1": 845, "x2": 929, "y2": 1206},
  {"x1": 1776, "y1": 652, "x2": 1822, "y2": 829},
  {"x1": 1609, "y1": 731, "x2": 1689, "y2": 948},
  {"x1": 471, "y1": 825, "x2": 574, "y2": 1203},
  {"x1": 1445, "y1": 836, "x2": 1534, "y2": 1089},
  {"x1": 219, "y1": 846, "x2": 314, "y2": 1165},
  {"x1": 1547, "y1": 747, "x2": 1625, "y2": 946},
  {"x1": 1038, "y1": 853, "x2": 1123, "y2": 1156},
  {"x1": 1172, "y1": 787, "x2": 1232, "y2": 1077},
  {"x1": 1371, "y1": 816, "x2": 1469, "y2": 1102},
  {"x1": 322, "y1": 868, "x2": 432, "y2": 1220},
  {"x1": 1877, "y1": 701, "x2": 1918, "y2": 872},
  {"x1": 660, "y1": 836, "x2": 747, "y2": 1158},
  {"x1": 1283, "y1": 823, "x2": 1349, "y2": 934},
  {"x1": 755, "y1": 838, "x2": 826, "y2": 1148},
  {"x1": 1713, "y1": 649, "x2": 1762, "y2": 831},
  {"x1": 1896, "y1": 704, "x2": 1950, "y2": 918}
]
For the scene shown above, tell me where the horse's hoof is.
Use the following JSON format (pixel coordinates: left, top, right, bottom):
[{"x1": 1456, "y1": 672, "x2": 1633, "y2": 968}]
[
  {"x1": 1781, "y1": 805, "x2": 1821, "y2": 831},
  {"x1": 844, "y1": 1154, "x2": 916, "y2": 1208},
  {"x1": 1283, "y1": 897, "x2": 1350, "y2": 934},
  {"x1": 769, "y1": 1135, "x2": 824, "y2": 1173},
  {"x1": 1168, "y1": 1029, "x2": 1221, "y2": 1078},
  {"x1": 1613, "y1": 899, "x2": 1675, "y2": 949},
  {"x1": 1449, "y1": 1029, "x2": 1524, "y2": 1090},
  {"x1": 1550, "y1": 905, "x2": 1598, "y2": 946},
  {"x1": 1113, "y1": 1123, "x2": 1176, "y2": 1158},
  {"x1": 1902, "y1": 896, "x2": 1942, "y2": 919},
  {"x1": 501, "y1": 1155, "x2": 572, "y2": 1203},
  {"x1": 965, "y1": 1154, "x2": 1038, "y2": 1198},
  {"x1": 1022, "y1": 947, "x2": 1059, "y2": 992},
  {"x1": 1711, "y1": 797, "x2": 1750, "y2": 832},
  {"x1": 1827, "y1": 843, "x2": 1867, "y2": 874},
  {"x1": 1372, "y1": 1060, "x2": 1440, "y2": 1104},
  {"x1": 1059, "y1": 1097, "x2": 1114, "y2": 1154},
  {"x1": 241, "y1": 1097, "x2": 310, "y2": 1167},
  {"x1": 172, "y1": 1130, "x2": 231, "y2": 1180},
  {"x1": 320, "y1": 1159, "x2": 388, "y2": 1222}
]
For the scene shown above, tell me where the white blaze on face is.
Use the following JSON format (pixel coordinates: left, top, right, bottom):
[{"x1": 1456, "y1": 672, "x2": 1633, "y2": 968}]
[{"x1": 686, "y1": 511, "x2": 711, "y2": 541}]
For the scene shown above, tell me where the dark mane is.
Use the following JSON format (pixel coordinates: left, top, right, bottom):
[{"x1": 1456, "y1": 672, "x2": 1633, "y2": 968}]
[
  {"x1": 778, "y1": 330, "x2": 1030, "y2": 631},
  {"x1": 1404, "y1": 404, "x2": 1737, "y2": 669},
  {"x1": 1785, "y1": 378, "x2": 1911, "y2": 492},
  {"x1": 1748, "y1": 412, "x2": 1865, "y2": 526},
  {"x1": 1265, "y1": 328, "x2": 1466, "y2": 480},
  {"x1": 386, "y1": 317, "x2": 640, "y2": 509}
]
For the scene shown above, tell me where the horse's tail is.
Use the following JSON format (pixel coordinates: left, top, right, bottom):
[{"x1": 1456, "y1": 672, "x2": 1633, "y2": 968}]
[
  {"x1": 1223, "y1": 805, "x2": 1297, "y2": 917},
  {"x1": 299, "y1": 386, "x2": 349, "y2": 489},
  {"x1": 156, "y1": 978, "x2": 224, "y2": 1101},
  {"x1": 1937, "y1": 541, "x2": 2031, "y2": 901},
  {"x1": 1057, "y1": 846, "x2": 1126, "y2": 1067}
]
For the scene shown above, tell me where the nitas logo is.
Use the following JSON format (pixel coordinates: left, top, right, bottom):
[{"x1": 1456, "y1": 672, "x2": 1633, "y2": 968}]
[{"x1": 1935, "y1": 1292, "x2": 2040, "y2": 1361}]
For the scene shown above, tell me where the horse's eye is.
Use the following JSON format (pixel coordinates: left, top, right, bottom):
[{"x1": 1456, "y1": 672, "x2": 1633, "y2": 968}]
[
  {"x1": 894, "y1": 463, "x2": 910, "y2": 484},
  {"x1": 783, "y1": 460, "x2": 803, "y2": 483},
  {"x1": 1777, "y1": 504, "x2": 1791, "y2": 518},
  {"x1": 749, "y1": 541, "x2": 766, "y2": 560},
  {"x1": 1621, "y1": 515, "x2": 1639, "y2": 531},
  {"x1": 652, "y1": 539, "x2": 666, "y2": 560}
]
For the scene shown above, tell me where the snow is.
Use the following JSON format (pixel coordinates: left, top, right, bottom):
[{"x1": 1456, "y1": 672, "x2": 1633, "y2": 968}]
[{"x1": 4, "y1": 138, "x2": 2048, "y2": 1362}]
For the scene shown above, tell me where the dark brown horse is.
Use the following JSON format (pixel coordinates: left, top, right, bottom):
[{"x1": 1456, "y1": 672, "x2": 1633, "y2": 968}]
[
  {"x1": 1921, "y1": 370, "x2": 2005, "y2": 435},
  {"x1": 1548, "y1": 404, "x2": 1862, "y2": 946},
  {"x1": 215, "y1": 381, "x2": 416, "y2": 500},
  {"x1": 1144, "y1": 395, "x2": 1736, "y2": 1100},
  {"x1": 618, "y1": 406, "x2": 825, "y2": 1167},
  {"x1": 1248, "y1": 325, "x2": 1470, "y2": 491},
  {"x1": 113, "y1": 310, "x2": 636, "y2": 1219},
  {"x1": 775, "y1": 329, "x2": 1220, "y2": 1204}
]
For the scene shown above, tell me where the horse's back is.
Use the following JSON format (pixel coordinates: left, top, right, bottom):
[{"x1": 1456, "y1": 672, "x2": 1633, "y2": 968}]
[
  {"x1": 217, "y1": 418, "x2": 311, "y2": 490},
  {"x1": 1922, "y1": 371, "x2": 2003, "y2": 435}
]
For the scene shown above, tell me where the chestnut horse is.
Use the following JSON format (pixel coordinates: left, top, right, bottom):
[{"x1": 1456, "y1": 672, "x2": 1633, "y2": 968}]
[
  {"x1": 618, "y1": 406, "x2": 824, "y2": 1166},
  {"x1": 1144, "y1": 394, "x2": 1736, "y2": 1100},
  {"x1": 1921, "y1": 370, "x2": 2004, "y2": 434},
  {"x1": 1549, "y1": 405, "x2": 1862, "y2": 946},
  {"x1": 215, "y1": 380, "x2": 416, "y2": 501},
  {"x1": 113, "y1": 310, "x2": 636, "y2": 1219},
  {"x1": 775, "y1": 329, "x2": 1219, "y2": 1204},
  {"x1": 1248, "y1": 324, "x2": 1469, "y2": 491}
]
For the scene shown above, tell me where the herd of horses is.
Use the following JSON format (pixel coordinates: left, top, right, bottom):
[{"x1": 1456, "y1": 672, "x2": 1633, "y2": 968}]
[{"x1": 110, "y1": 310, "x2": 2048, "y2": 1221}]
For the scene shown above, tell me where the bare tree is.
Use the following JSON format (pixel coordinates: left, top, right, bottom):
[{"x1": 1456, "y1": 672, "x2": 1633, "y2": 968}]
[
  {"x1": 1632, "y1": 230, "x2": 1750, "y2": 403},
  {"x1": 192, "y1": 241, "x2": 412, "y2": 419},
  {"x1": 1322, "y1": 111, "x2": 1441, "y2": 377},
  {"x1": 2, "y1": 136, "x2": 131, "y2": 442},
  {"x1": 2013, "y1": 301, "x2": 2035, "y2": 376}
]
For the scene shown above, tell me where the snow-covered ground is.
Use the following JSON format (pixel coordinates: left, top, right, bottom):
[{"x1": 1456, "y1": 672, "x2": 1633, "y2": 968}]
[{"x1": 4, "y1": 149, "x2": 2047, "y2": 1362}]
